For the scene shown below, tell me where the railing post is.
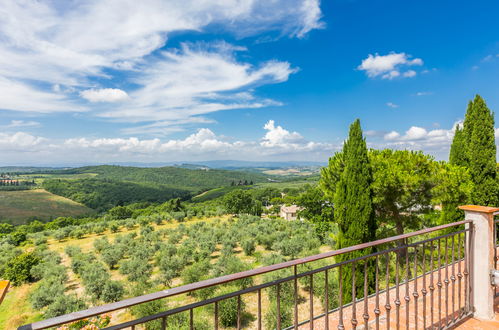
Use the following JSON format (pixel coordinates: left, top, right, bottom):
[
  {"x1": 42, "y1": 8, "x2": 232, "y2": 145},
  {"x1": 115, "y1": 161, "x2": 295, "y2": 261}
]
[{"x1": 459, "y1": 205, "x2": 499, "y2": 320}]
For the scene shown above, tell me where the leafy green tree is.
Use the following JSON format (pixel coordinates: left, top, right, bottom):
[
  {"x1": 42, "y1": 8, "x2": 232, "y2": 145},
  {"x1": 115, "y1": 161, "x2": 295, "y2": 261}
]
[
  {"x1": 108, "y1": 205, "x2": 133, "y2": 220},
  {"x1": 296, "y1": 185, "x2": 333, "y2": 239},
  {"x1": 101, "y1": 246, "x2": 124, "y2": 270},
  {"x1": 30, "y1": 280, "x2": 65, "y2": 308},
  {"x1": 223, "y1": 190, "x2": 254, "y2": 214},
  {"x1": 10, "y1": 231, "x2": 27, "y2": 246},
  {"x1": 217, "y1": 286, "x2": 246, "y2": 327},
  {"x1": 463, "y1": 95, "x2": 498, "y2": 205},
  {"x1": 101, "y1": 280, "x2": 125, "y2": 303},
  {"x1": 4, "y1": 252, "x2": 41, "y2": 285},
  {"x1": 240, "y1": 238, "x2": 256, "y2": 256},
  {"x1": 370, "y1": 150, "x2": 438, "y2": 236},
  {"x1": 434, "y1": 164, "x2": 473, "y2": 224},
  {"x1": 120, "y1": 257, "x2": 153, "y2": 282},
  {"x1": 0, "y1": 223, "x2": 14, "y2": 234},
  {"x1": 44, "y1": 294, "x2": 86, "y2": 318},
  {"x1": 320, "y1": 119, "x2": 376, "y2": 302}
]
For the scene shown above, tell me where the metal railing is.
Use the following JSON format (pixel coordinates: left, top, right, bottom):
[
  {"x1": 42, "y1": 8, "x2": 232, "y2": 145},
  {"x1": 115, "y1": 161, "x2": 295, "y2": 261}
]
[{"x1": 20, "y1": 220, "x2": 474, "y2": 330}]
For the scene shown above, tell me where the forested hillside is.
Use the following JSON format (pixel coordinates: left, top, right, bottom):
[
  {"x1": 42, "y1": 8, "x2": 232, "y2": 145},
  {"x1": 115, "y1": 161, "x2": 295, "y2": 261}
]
[
  {"x1": 38, "y1": 165, "x2": 270, "y2": 211},
  {"x1": 52, "y1": 165, "x2": 269, "y2": 191},
  {"x1": 43, "y1": 179, "x2": 190, "y2": 212}
]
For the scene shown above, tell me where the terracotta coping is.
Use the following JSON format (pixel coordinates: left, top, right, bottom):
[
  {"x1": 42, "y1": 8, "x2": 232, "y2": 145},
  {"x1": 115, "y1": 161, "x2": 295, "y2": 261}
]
[{"x1": 458, "y1": 205, "x2": 499, "y2": 213}]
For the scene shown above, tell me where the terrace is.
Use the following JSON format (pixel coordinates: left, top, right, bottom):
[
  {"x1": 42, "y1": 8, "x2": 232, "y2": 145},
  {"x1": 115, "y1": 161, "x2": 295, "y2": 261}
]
[{"x1": 19, "y1": 205, "x2": 499, "y2": 329}]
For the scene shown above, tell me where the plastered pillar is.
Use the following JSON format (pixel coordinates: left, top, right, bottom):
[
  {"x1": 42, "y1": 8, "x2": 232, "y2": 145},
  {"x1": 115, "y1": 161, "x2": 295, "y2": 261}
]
[{"x1": 459, "y1": 205, "x2": 499, "y2": 320}]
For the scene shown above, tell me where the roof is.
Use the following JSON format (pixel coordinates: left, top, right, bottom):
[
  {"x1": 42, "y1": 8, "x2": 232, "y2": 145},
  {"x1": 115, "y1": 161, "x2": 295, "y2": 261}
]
[{"x1": 280, "y1": 205, "x2": 301, "y2": 213}]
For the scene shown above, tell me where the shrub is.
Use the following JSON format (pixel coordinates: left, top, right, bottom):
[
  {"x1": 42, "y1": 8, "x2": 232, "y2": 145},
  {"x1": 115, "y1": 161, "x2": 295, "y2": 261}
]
[
  {"x1": 44, "y1": 294, "x2": 86, "y2": 318},
  {"x1": 241, "y1": 238, "x2": 256, "y2": 256},
  {"x1": 101, "y1": 246, "x2": 124, "y2": 269},
  {"x1": 10, "y1": 231, "x2": 27, "y2": 246},
  {"x1": 264, "y1": 300, "x2": 293, "y2": 329},
  {"x1": 4, "y1": 252, "x2": 40, "y2": 285},
  {"x1": 30, "y1": 280, "x2": 65, "y2": 308},
  {"x1": 120, "y1": 258, "x2": 152, "y2": 282},
  {"x1": 101, "y1": 280, "x2": 125, "y2": 303},
  {"x1": 93, "y1": 237, "x2": 110, "y2": 253},
  {"x1": 217, "y1": 286, "x2": 245, "y2": 327}
]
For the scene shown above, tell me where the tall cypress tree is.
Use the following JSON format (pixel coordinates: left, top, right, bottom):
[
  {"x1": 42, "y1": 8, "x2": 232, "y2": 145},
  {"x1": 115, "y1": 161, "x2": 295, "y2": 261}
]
[
  {"x1": 332, "y1": 119, "x2": 376, "y2": 302},
  {"x1": 449, "y1": 125, "x2": 466, "y2": 166},
  {"x1": 465, "y1": 95, "x2": 498, "y2": 205}
]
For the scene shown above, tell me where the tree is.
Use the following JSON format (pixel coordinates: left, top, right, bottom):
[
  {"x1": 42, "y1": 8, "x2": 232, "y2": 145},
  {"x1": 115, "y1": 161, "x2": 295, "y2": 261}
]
[
  {"x1": 296, "y1": 185, "x2": 333, "y2": 239},
  {"x1": 241, "y1": 238, "x2": 256, "y2": 256},
  {"x1": 101, "y1": 246, "x2": 124, "y2": 270},
  {"x1": 44, "y1": 294, "x2": 86, "y2": 318},
  {"x1": 449, "y1": 124, "x2": 467, "y2": 166},
  {"x1": 108, "y1": 205, "x2": 132, "y2": 220},
  {"x1": 370, "y1": 150, "x2": 438, "y2": 236},
  {"x1": 463, "y1": 95, "x2": 498, "y2": 205},
  {"x1": 101, "y1": 280, "x2": 124, "y2": 303},
  {"x1": 4, "y1": 252, "x2": 41, "y2": 286},
  {"x1": 434, "y1": 164, "x2": 473, "y2": 225},
  {"x1": 217, "y1": 286, "x2": 246, "y2": 327},
  {"x1": 0, "y1": 223, "x2": 14, "y2": 234},
  {"x1": 320, "y1": 119, "x2": 376, "y2": 302},
  {"x1": 223, "y1": 190, "x2": 261, "y2": 215}
]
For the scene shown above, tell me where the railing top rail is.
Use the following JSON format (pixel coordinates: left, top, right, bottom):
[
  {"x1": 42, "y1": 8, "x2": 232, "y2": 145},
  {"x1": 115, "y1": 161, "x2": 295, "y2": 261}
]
[{"x1": 20, "y1": 219, "x2": 471, "y2": 330}]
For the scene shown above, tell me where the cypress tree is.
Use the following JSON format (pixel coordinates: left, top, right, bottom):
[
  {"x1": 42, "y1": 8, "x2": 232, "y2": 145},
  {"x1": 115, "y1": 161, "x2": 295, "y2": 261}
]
[
  {"x1": 465, "y1": 95, "x2": 498, "y2": 205},
  {"x1": 449, "y1": 125, "x2": 466, "y2": 166},
  {"x1": 332, "y1": 119, "x2": 377, "y2": 302}
]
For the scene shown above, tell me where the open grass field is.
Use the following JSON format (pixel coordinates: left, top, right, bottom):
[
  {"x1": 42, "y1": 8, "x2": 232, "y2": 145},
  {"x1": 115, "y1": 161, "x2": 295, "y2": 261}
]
[
  {"x1": 19, "y1": 172, "x2": 98, "y2": 185},
  {"x1": 0, "y1": 189, "x2": 94, "y2": 225}
]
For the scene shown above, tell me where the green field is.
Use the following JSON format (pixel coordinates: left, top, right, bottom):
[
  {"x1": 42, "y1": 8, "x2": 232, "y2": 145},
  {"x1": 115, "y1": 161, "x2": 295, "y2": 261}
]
[{"x1": 0, "y1": 189, "x2": 94, "y2": 225}]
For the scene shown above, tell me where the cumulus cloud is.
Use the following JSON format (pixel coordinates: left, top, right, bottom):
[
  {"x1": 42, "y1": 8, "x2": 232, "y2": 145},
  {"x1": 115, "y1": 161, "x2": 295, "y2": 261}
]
[
  {"x1": 0, "y1": 120, "x2": 337, "y2": 163},
  {"x1": 261, "y1": 120, "x2": 304, "y2": 147},
  {"x1": 80, "y1": 88, "x2": 129, "y2": 103},
  {"x1": 0, "y1": 0, "x2": 322, "y2": 119},
  {"x1": 0, "y1": 132, "x2": 46, "y2": 150},
  {"x1": 386, "y1": 102, "x2": 399, "y2": 108},
  {"x1": 358, "y1": 52, "x2": 423, "y2": 79}
]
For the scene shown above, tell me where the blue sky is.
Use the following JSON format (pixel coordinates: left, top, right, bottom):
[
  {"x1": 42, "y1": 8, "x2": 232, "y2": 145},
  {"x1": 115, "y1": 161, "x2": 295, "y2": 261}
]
[{"x1": 1, "y1": 0, "x2": 498, "y2": 165}]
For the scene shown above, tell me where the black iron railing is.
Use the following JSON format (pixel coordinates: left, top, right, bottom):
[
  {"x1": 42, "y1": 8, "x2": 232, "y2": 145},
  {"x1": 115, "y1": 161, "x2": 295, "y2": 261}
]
[{"x1": 19, "y1": 220, "x2": 473, "y2": 330}]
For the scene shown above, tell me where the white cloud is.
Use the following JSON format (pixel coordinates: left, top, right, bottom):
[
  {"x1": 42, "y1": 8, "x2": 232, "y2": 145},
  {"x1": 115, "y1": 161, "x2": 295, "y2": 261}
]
[
  {"x1": 386, "y1": 102, "x2": 399, "y2": 108},
  {"x1": 0, "y1": 77, "x2": 81, "y2": 113},
  {"x1": 261, "y1": 120, "x2": 304, "y2": 147},
  {"x1": 80, "y1": 88, "x2": 129, "y2": 103},
  {"x1": 416, "y1": 91, "x2": 433, "y2": 96},
  {"x1": 0, "y1": 0, "x2": 322, "y2": 118},
  {"x1": 0, "y1": 132, "x2": 46, "y2": 150},
  {"x1": 100, "y1": 43, "x2": 296, "y2": 125},
  {"x1": 403, "y1": 70, "x2": 416, "y2": 78},
  {"x1": 0, "y1": 120, "x2": 336, "y2": 163},
  {"x1": 384, "y1": 131, "x2": 400, "y2": 140},
  {"x1": 358, "y1": 52, "x2": 423, "y2": 79},
  {"x1": 4, "y1": 120, "x2": 41, "y2": 128}
]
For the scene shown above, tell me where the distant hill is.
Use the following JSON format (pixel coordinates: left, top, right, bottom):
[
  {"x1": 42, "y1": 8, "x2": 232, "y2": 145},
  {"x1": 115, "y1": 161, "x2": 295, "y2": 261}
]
[
  {"x1": 53, "y1": 165, "x2": 270, "y2": 191},
  {"x1": 0, "y1": 189, "x2": 94, "y2": 225},
  {"x1": 43, "y1": 178, "x2": 190, "y2": 212},
  {"x1": 40, "y1": 165, "x2": 270, "y2": 211}
]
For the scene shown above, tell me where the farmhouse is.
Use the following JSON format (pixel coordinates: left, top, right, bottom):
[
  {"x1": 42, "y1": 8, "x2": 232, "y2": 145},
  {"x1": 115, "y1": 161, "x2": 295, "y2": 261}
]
[{"x1": 279, "y1": 204, "x2": 301, "y2": 220}]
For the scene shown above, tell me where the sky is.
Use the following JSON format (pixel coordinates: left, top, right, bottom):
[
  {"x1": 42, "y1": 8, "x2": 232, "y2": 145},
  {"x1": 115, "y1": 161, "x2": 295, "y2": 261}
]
[{"x1": 1, "y1": 0, "x2": 499, "y2": 165}]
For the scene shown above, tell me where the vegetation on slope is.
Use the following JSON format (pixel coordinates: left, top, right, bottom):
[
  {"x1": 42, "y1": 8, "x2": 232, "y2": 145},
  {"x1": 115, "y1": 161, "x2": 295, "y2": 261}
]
[
  {"x1": 0, "y1": 189, "x2": 94, "y2": 225},
  {"x1": 43, "y1": 178, "x2": 191, "y2": 212},
  {"x1": 52, "y1": 165, "x2": 270, "y2": 191}
]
